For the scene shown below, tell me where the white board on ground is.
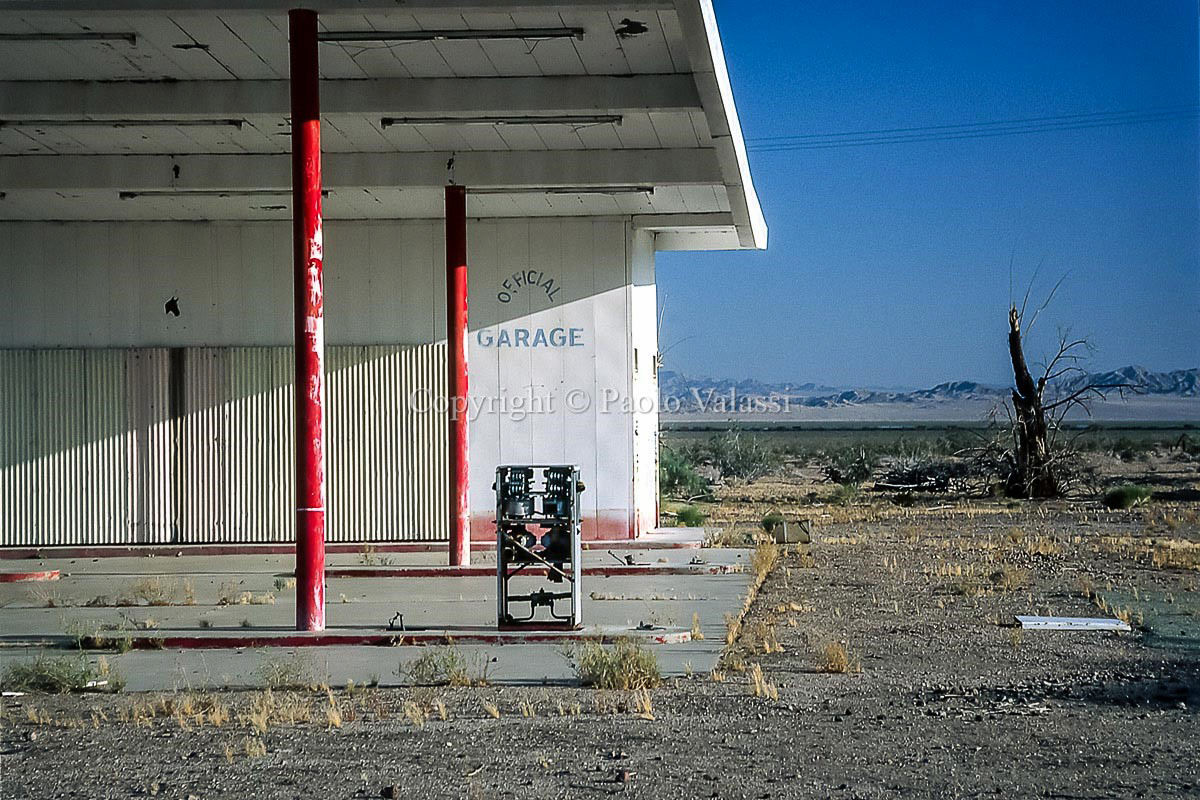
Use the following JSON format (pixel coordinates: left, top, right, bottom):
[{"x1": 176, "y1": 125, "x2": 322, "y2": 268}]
[{"x1": 1015, "y1": 615, "x2": 1131, "y2": 632}]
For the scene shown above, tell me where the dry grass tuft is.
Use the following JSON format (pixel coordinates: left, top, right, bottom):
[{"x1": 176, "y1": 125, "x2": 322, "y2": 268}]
[
  {"x1": 817, "y1": 641, "x2": 861, "y2": 674},
  {"x1": 481, "y1": 701, "x2": 501, "y2": 719},
  {"x1": 631, "y1": 688, "x2": 655, "y2": 720},
  {"x1": 751, "y1": 538, "x2": 780, "y2": 579},
  {"x1": 747, "y1": 662, "x2": 778, "y2": 700},
  {"x1": 243, "y1": 737, "x2": 267, "y2": 758},
  {"x1": 742, "y1": 619, "x2": 783, "y2": 654},
  {"x1": 403, "y1": 700, "x2": 428, "y2": 728},
  {"x1": 989, "y1": 565, "x2": 1031, "y2": 591}
]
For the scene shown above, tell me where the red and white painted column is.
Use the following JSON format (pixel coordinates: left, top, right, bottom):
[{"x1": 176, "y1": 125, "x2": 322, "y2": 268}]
[
  {"x1": 446, "y1": 185, "x2": 470, "y2": 566},
  {"x1": 289, "y1": 8, "x2": 325, "y2": 630}
]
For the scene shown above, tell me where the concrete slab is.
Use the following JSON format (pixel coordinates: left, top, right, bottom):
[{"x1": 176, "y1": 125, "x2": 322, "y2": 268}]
[{"x1": 0, "y1": 546, "x2": 750, "y2": 691}]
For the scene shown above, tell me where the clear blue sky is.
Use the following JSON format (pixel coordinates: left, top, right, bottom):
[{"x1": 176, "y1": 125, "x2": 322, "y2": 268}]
[{"x1": 657, "y1": 0, "x2": 1199, "y2": 389}]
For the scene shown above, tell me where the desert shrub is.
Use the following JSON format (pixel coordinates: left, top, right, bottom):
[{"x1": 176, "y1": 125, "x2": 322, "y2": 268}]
[
  {"x1": 675, "y1": 504, "x2": 707, "y2": 527},
  {"x1": 1174, "y1": 433, "x2": 1200, "y2": 457},
  {"x1": 573, "y1": 639, "x2": 661, "y2": 690},
  {"x1": 659, "y1": 445, "x2": 709, "y2": 499},
  {"x1": 876, "y1": 456, "x2": 971, "y2": 493},
  {"x1": 822, "y1": 447, "x2": 877, "y2": 486},
  {"x1": 1103, "y1": 484, "x2": 1154, "y2": 510},
  {"x1": 703, "y1": 429, "x2": 780, "y2": 483},
  {"x1": 828, "y1": 484, "x2": 860, "y2": 506}
]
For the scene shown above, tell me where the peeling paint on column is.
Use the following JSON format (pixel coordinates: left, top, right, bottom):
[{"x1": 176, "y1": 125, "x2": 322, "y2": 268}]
[{"x1": 290, "y1": 8, "x2": 326, "y2": 632}]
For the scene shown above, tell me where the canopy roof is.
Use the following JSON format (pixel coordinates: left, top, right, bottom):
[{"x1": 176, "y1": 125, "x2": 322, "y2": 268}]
[{"x1": 0, "y1": 1, "x2": 766, "y2": 249}]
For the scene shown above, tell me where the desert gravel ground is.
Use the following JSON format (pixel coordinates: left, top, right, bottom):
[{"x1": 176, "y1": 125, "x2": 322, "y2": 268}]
[{"x1": 3, "y1": 485, "x2": 1198, "y2": 799}]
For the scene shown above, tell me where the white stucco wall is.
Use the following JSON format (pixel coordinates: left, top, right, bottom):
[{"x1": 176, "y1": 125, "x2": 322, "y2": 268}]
[{"x1": 0, "y1": 217, "x2": 653, "y2": 545}]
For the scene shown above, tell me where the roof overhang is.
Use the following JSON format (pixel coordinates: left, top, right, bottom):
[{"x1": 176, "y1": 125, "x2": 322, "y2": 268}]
[{"x1": 0, "y1": 0, "x2": 766, "y2": 250}]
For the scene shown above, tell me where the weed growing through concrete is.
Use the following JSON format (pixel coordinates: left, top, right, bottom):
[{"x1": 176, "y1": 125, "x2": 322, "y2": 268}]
[
  {"x1": 217, "y1": 581, "x2": 275, "y2": 606},
  {"x1": 397, "y1": 645, "x2": 490, "y2": 687},
  {"x1": 572, "y1": 639, "x2": 661, "y2": 690},
  {"x1": 702, "y1": 526, "x2": 752, "y2": 548},
  {"x1": 1, "y1": 655, "x2": 122, "y2": 694},
  {"x1": 30, "y1": 587, "x2": 65, "y2": 608},
  {"x1": 258, "y1": 653, "x2": 317, "y2": 689}
]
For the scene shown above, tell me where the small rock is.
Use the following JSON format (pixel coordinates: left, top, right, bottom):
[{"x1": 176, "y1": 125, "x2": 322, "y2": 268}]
[{"x1": 614, "y1": 770, "x2": 635, "y2": 783}]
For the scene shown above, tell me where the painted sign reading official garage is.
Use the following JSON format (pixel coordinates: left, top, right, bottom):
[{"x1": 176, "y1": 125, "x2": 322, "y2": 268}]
[
  {"x1": 477, "y1": 327, "x2": 584, "y2": 347},
  {"x1": 479, "y1": 270, "x2": 582, "y2": 347},
  {"x1": 497, "y1": 270, "x2": 561, "y2": 304}
]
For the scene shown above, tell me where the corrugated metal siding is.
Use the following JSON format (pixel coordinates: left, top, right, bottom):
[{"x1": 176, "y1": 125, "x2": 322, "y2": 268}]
[{"x1": 0, "y1": 345, "x2": 447, "y2": 546}]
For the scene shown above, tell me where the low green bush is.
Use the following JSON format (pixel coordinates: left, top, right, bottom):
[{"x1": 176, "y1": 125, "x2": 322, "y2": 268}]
[
  {"x1": 659, "y1": 445, "x2": 709, "y2": 499},
  {"x1": 761, "y1": 511, "x2": 786, "y2": 533},
  {"x1": 675, "y1": 504, "x2": 707, "y2": 527},
  {"x1": 1102, "y1": 484, "x2": 1153, "y2": 510}
]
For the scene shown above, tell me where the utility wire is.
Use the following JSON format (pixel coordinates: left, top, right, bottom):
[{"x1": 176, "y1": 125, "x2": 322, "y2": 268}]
[{"x1": 746, "y1": 106, "x2": 1199, "y2": 152}]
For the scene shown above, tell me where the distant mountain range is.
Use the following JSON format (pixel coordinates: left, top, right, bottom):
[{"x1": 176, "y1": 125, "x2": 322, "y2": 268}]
[
  {"x1": 1058, "y1": 366, "x2": 1199, "y2": 397},
  {"x1": 660, "y1": 366, "x2": 1199, "y2": 413}
]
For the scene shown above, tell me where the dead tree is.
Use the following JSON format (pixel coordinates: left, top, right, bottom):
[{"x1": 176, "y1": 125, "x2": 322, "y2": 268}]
[
  {"x1": 1006, "y1": 305, "x2": 1058, "y2": 497},
  {"x1": 1004, "y1": 296, "x2": 1136, "y2": 498}
]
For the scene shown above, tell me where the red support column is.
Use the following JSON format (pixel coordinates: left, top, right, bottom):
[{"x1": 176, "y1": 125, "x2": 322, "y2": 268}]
[
  {"x1": 446, "y1": 185, "x2": 470, "y2": 566},
  {"x1": 289, "y1": 8, "x2": 325, "y2": 631}
]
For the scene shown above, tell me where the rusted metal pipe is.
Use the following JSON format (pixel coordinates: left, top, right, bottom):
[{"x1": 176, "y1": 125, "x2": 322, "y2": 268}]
[
  {"x1": 289, "y1": 8, "x2": 325, "y2": 631},
  {"x1": 446, "y1": 185, "x2": 470, "y2": 566}
]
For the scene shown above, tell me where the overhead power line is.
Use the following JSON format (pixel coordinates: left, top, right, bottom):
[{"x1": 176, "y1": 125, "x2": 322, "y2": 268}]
[{"x1": 744, "y1": 106, "x2": 1199, "y2": 152}]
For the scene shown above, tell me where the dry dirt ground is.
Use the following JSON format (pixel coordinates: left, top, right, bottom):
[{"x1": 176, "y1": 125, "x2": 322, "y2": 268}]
[{"x1": 3, "y1": 458, "x2": 1198, "y2": 799}]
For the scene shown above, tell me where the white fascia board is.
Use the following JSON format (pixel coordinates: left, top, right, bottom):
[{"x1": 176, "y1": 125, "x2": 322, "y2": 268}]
[
  {"x1": 673, "y1": 0, "x2": 767, "y2": 250},
  {"x1": 632, "y1": 213, "x2": 741, "y2": 250}
]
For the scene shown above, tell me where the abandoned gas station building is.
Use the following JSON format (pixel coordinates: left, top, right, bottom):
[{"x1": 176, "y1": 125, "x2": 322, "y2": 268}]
[{"x1": 0, "y1": 1, "x2": 766, "y2": 591}]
